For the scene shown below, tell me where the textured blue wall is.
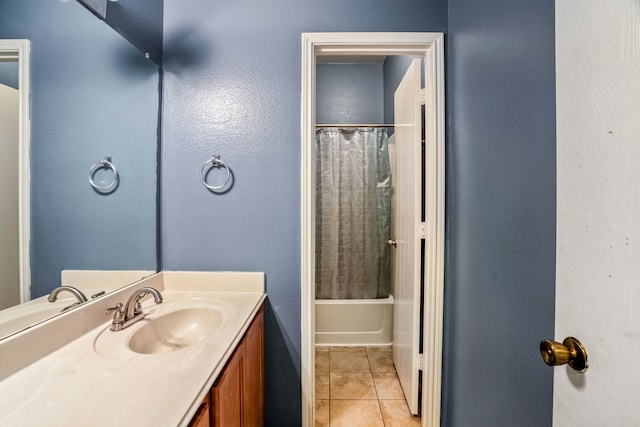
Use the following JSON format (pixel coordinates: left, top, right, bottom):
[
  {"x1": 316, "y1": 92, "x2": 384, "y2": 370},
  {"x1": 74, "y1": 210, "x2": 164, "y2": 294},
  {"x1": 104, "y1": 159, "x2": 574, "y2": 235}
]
[
  {"x1": 444, "y1": 0, "x2": 556, "y2": 425},
  {"x1": 161, "y1": 0, "x2": 446, "y2": 425},
  {"x1": 0, "y1": 0, "x2": 159, "y2": 298},
  {"x1": 316, "y1": 63, "x2": 383, "y2": 124}
]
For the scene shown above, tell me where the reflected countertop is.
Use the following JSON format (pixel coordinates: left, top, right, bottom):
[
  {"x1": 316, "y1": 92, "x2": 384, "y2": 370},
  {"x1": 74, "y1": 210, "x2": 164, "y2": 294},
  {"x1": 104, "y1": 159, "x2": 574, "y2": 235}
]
[{"x1": 0, "y1": 294, "x2": 84, "y2": 339}]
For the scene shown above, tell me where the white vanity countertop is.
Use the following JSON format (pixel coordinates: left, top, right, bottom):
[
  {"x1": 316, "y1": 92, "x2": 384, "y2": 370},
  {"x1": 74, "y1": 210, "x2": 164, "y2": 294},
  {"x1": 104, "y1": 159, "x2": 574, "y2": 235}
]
[{"x1": 0, "y1": 272, "x2": 266, "y2": 426}]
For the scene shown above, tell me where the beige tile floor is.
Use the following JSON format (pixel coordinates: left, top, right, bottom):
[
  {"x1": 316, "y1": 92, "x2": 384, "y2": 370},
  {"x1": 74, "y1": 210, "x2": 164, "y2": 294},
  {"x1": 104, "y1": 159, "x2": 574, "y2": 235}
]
[{"x1": 315, "y1": 346, "x2": 421, "y2": 427}]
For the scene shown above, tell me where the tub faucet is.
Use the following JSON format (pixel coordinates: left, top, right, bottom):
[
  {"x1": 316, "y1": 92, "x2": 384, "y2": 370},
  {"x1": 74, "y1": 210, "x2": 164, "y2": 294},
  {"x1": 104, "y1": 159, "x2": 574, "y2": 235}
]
[
  {"x1": 106, "y1": 286, "x2": 163, "y2": 331},
  {"x1": 48, "y1": 286, "x2": 89, "y2": 312}
]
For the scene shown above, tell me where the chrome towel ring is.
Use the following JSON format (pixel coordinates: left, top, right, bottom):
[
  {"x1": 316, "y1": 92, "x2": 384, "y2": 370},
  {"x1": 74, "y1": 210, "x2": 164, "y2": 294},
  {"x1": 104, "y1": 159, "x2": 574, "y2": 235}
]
[
  {"x1": 200, "y1": 154, "x2": 232, "y2": 191},
  {"x1": 89, "y1": 156, "x2": 118, "y2": 193}
]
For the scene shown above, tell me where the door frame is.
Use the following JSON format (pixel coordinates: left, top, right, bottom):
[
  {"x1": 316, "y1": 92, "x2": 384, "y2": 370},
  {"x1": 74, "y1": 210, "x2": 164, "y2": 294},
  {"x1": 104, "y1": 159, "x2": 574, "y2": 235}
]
[
  {"x1": 300, "y1": 32, "x2": 445, "y2": 427},
  {"x1": 0, "y1": 39, "x2": 31, "y2": 303}
]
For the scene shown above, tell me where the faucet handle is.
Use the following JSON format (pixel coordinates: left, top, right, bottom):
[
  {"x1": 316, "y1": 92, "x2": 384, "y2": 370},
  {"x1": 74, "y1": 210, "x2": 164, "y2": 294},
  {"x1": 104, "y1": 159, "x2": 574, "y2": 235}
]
[
  {"x1": 105, "y1": 303, "x2": 123, "y2": 313},
  {"x1": 106, "y1": 303, "x2": 125, "y2": 322}
]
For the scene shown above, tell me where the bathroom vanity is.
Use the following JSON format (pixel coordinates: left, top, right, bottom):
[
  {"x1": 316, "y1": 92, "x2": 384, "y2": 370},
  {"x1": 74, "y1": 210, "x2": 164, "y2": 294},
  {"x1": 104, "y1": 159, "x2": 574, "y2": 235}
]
[{"x1": 0, "y1": 272, "x2": 265, "y2": 426}]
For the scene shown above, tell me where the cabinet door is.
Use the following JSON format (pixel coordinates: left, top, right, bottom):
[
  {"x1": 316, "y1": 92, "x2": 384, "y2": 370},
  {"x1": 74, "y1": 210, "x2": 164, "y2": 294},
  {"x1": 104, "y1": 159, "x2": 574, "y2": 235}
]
[
  {"x1": 212, "y1": 348, "x2": 243, "y2": 427},
  {"x1": 188, "y1": 396, "x2": 211, "y2": 427},
  {"x1": 243, "y1": 308, "x2": 264, "y2": 426}
]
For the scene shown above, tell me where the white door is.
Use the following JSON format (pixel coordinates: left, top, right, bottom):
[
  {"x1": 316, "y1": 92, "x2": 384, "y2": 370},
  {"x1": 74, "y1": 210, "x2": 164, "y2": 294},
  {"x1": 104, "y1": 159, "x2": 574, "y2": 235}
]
[
  {"x1": 392, "y1": 58, "x2": 423, "y2": 415},
  {"x1": 554, "y1": 0, "x2": 640, "y2": 424}
]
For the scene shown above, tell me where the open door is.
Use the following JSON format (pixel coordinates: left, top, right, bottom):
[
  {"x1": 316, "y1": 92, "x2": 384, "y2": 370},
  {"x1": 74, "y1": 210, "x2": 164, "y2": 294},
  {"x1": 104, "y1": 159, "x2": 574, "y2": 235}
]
[
  {"x1": 392, "y1": 58, "x2": 423, "y2": 415},
  {"x1": 549, "y1": 0, "x2": 640, "y2": 424}
]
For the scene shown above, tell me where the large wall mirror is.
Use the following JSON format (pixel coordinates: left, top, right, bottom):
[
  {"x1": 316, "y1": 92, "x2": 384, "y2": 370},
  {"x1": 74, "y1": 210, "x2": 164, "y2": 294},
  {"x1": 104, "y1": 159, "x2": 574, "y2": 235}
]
[{"x1": 0, "y1": 0, "x2": 160, "y2": 339}]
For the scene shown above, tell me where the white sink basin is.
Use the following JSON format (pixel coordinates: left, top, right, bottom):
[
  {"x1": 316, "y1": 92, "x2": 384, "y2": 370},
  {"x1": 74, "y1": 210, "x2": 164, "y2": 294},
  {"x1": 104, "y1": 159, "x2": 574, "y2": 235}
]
[
  {"x1": 128, "y1": 307, "x2": 223, "y2": 354},
  {"x1": 93, "y1": 297, "x2": 235, "y2": 359}
]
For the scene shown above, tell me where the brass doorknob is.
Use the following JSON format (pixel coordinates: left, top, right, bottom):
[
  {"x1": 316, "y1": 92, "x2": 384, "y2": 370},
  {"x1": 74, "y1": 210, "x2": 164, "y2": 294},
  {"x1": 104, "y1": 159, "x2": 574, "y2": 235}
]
[
  {"x1": 387, "y1": 239, "x2": 397, "y2": 247},
  {"x1": 539, "y1": 337, "x2": 588, "y2": 373}
]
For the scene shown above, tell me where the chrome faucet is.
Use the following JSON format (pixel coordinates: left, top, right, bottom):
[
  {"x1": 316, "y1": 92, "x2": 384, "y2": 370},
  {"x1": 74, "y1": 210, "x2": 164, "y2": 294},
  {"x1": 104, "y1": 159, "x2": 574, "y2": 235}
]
[
  {"x1": 48, "y1": 286, "x2": 88, "y2": 311},
  {"x1": 106, "y1": 287, "x2": 163, "y2": 331}
]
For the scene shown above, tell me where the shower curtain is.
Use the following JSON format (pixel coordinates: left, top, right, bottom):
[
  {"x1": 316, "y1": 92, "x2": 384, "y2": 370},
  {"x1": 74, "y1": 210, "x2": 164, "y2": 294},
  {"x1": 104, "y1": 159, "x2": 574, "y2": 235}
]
[{"x1": 315, "y1": 128, "x2": 392, "y2": 300}]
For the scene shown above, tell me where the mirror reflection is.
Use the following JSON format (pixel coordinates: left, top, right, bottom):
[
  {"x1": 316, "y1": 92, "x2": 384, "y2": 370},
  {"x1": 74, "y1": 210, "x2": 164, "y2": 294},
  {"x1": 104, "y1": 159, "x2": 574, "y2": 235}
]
[
  {"x1": 0, "y1": 51, "x2": 20, "y2": 311},
  {"x1": 0, "y1": 0, "x2": 159, "y2": 339}
]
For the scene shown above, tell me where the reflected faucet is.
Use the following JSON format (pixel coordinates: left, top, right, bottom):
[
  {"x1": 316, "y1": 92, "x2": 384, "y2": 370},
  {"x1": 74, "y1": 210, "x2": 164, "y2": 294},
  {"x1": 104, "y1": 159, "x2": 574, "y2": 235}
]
[
  {"x1": 106, "y1": 287, "x2": 163, "y2": 331},
  {"x1": 48, "y1": 286, "x2": 88, "y2": 311}
]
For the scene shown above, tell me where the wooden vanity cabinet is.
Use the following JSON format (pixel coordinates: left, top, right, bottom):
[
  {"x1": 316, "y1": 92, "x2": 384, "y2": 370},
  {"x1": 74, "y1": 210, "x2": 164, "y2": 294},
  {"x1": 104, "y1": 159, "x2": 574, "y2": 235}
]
[
  {"x1": 189, "y1": 305, "x2": 264, "y2": 427},
  {"x1": 212, "y1": 346, "x2": 243, "y2": 425},
  {"x1": 240, "y1": 306, "x2": 265, "y2": 426}
]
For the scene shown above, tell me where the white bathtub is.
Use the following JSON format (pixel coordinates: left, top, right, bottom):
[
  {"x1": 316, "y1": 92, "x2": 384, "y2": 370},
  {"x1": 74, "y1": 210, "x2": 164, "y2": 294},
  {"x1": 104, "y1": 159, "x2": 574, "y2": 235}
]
[{"x1": 315, "y1": 295, "x2": 393, "y2": 346}]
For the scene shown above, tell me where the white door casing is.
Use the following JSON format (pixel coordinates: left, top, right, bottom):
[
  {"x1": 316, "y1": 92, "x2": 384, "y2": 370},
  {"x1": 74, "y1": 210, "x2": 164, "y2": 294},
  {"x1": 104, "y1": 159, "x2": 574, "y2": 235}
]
[
  {"x1": 300, "y1": 33, "x2": 445, "y2": 427},
  {"x1": 392, "y1": 58, "x2": 423, "y2": 415},
  {"x1": 555, "y1": 0, "x2": 640, "y2": 424}
]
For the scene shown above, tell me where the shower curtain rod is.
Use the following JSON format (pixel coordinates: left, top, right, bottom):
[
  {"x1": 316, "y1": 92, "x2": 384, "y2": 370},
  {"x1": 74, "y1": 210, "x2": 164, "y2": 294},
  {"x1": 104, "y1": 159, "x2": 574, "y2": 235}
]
[{"x1": 315, "y1": 124, "x2": 394, "y2": 128}]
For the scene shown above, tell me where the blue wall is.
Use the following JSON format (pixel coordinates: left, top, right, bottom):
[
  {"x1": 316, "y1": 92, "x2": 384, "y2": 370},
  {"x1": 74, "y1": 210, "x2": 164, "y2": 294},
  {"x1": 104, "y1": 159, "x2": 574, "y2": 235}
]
[
  {"x1": 316, "y1": 63, "x2": 383, "y2": 124},
  {"x1": 0, "y1": 0, "x2": 159, "y2": 298},
  {"x1": 444, "y1": 0, "x2": 556, "y2": 425},
  {"x1": 161, "y1": 0, "x2": 446, "y2": 425},
  {"x1": 317, "y1": 59, "x2": 423, "y2": 127}
]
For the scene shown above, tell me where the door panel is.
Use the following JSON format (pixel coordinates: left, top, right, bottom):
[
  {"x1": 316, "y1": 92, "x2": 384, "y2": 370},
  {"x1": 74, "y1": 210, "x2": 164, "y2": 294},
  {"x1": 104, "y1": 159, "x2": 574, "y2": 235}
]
[
  {"x1": 392, "y1": 58, "x2": 422, "y2": 415},
  {"x1": 555, "y1": 0, "x2": 640, "y2": 424}
]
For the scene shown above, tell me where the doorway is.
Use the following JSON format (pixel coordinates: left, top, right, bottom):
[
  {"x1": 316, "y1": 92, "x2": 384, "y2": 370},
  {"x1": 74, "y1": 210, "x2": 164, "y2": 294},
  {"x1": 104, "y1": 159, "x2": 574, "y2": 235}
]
[{"x1": 301, "y1": 33, "x2": 445, "y2": 427}]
